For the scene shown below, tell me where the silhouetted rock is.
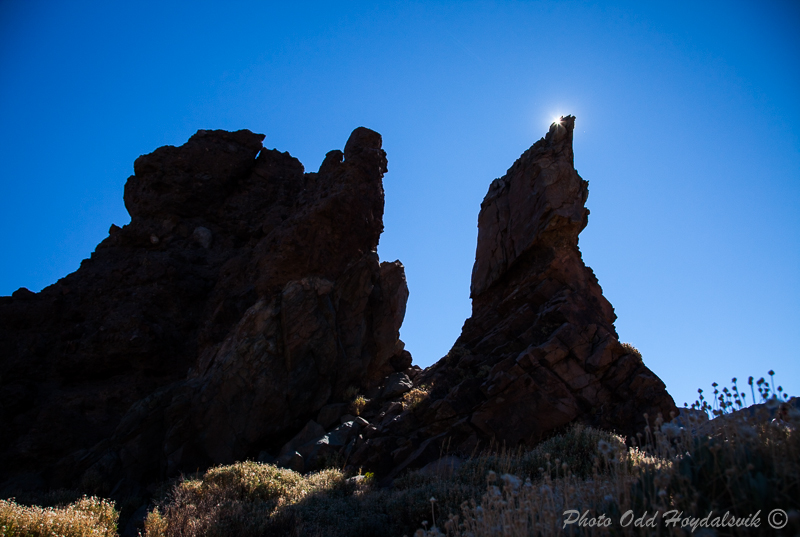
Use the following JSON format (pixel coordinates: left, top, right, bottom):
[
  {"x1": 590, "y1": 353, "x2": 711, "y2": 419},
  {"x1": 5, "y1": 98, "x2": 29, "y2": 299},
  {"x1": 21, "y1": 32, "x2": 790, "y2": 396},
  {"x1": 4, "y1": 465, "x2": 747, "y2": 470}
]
[
  {"x1": 0, "y1": 127, "x2": 409, "y2": 499},
  {"x1": 0, "y1": 118, "x2": 677, "y2": 500},
  {"x1": 348, "y1": 116, "x2": 676, "y2": 477}
]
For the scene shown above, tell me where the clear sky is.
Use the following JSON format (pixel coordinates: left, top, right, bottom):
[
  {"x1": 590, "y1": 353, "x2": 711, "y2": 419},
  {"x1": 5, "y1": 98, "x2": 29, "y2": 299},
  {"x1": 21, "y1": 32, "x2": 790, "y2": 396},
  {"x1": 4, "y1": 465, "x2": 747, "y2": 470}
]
[{"x1": 1, "y1": 0, "x2": 798, "y2": 413}]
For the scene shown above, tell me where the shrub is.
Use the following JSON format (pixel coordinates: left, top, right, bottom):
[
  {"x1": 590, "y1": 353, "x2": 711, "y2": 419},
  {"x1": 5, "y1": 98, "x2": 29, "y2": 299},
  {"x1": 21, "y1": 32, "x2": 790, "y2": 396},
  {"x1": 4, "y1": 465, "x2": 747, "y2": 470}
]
[
  {"x1": 402, "y1": 386, "x2": 430, "y2": 411},
  {"x1": 143, "y1": 461, "x2": 349, "y2": 537},
  {"x1": 690, "y1": 371, "x2": 790, "y2": 418},
  {"x1": 140, "y1": 425, "x2": 627, "y2": 537},
  {"x1": 141, "y1": 459, "x2": 478, "y2": 537},
  {"x1": 350, "y1": 395, "x2": 368, "y2": 416},
  {"x1": 620, "y1": 342, "x2": 642, "y2": 361}
]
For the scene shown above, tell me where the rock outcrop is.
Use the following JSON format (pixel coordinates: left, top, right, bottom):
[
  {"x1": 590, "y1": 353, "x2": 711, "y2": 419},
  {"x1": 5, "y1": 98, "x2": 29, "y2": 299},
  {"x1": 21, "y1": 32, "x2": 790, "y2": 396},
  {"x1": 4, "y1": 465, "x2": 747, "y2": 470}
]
[
  {"x1": 0, "y1": 117, "x2": 676, "y2": 499},
  {"x1": 347, "y1": 116, "x2": 676, "y2": 477},
  {"x1": 0, "y1": 127, "x2": 410, "y2": 497}
]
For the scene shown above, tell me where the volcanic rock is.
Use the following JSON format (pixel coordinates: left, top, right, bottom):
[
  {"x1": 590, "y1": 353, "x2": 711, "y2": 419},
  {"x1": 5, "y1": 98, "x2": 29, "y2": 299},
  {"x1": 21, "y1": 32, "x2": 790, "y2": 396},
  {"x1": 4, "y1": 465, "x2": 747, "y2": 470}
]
[
  {"x1": 349, "y1": 116, "x2": 676, "y2": 476},
  {"x1": 1, "y1": 117, "x2": 677, "y2": 498},
  {"x1": 0, "y1": 127, "x2": 410, "y2": 498}
]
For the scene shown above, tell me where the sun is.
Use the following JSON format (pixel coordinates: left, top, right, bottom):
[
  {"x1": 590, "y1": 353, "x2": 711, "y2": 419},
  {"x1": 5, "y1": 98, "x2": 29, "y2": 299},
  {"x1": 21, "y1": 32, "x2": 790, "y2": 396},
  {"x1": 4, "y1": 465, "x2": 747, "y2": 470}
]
[{"x1": 552, "y1": 116, "x2": 563, "y2": 125}]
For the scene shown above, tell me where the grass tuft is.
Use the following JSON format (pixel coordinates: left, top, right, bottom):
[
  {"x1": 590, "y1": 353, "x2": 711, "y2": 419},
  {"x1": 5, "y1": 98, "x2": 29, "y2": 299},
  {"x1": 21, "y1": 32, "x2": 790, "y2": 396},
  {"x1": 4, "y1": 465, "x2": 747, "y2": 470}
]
[{"x1": 350, "y1": 395, "x2": 368, "y2": 416}]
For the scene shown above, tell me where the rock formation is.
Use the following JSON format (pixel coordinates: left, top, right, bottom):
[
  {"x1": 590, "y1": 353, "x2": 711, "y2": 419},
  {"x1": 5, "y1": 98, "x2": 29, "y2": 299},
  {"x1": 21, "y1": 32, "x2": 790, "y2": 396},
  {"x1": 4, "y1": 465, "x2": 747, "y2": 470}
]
[
  {"x1": 0, "y1": 127, "x2": 410, "y2": 497},
  {"x1": 347, "y1": 116, "x2": 676, "y2": 477},
  {"x1": 0, "y1": 116, "x2": 676, "y2": 500}
]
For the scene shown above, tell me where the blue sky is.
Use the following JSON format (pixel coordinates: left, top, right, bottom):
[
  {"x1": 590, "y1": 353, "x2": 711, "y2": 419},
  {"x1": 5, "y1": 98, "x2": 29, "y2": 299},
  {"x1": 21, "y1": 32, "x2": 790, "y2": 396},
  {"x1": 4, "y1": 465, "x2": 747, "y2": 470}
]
[{"x1": 1, "y1": 0, "x2": 798, "y2": 412}]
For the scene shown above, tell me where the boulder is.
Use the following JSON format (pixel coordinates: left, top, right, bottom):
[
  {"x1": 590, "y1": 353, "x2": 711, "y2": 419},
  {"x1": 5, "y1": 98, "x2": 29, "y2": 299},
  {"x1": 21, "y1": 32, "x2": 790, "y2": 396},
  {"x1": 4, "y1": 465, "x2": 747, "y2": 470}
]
[
  {"x1": 278, "y1": 420, "x2": 326, "y2": 458},
  {"x1": 285, "y1": 420, "x2": 363, "y2": 468},
  {"x1": 276, "y1": 451, "x2": 304, "y2": 473},
  {"x1": 383, "y1": 372, "x2": 413, "y2": 399}
]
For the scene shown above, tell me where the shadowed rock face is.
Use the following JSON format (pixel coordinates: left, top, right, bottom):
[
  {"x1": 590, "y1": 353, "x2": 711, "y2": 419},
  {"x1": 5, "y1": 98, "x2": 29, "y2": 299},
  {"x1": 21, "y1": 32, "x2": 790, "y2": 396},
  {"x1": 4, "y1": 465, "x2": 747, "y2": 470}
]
[
  {"x1": 0, "y1": 127, "x2": 409, "y2": 497},
  {"x1": 454, "y1": 116, "x2": 676, "y2": 442},
  {"x1": 348, "y1": 117, "x2": 676, "y2": 477},
  {"x1": 0, "y1": 118, "x2": 675, "y2": 497}
]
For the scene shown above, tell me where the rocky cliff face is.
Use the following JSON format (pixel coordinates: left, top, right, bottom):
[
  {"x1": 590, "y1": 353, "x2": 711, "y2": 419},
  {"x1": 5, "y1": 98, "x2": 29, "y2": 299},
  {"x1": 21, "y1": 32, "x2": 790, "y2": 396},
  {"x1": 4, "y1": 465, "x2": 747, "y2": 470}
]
[
  {"x1": 0, "y1": 127, "x2": 410, "y2": 497},
  {"x1": 347, "y1": 117, "x2": 676, "y2": 477},
  {"x1": 454, "y1": 116, "x2": 676, "y2": 440},
  {"x1": 0, "y1": 117, "x2": 676, "y2": 498}
]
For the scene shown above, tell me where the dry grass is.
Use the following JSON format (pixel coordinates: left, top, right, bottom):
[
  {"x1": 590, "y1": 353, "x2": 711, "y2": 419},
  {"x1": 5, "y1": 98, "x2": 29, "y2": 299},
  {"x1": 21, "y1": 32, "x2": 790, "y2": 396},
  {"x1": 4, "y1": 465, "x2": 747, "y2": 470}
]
[
  {"x1": 419, "y1": 414, "x2": 798, "y2": 536},
  {"x1": 141, "y1": 459, "x2": 481, "y2": 537},
  {"x1": 143, "y1": 462, "x2": 351, "y2": 537},
  {"x1": 0, "y1": 496, "x2": 117, "y2": 537},
  {"x1": 416, "y1": 376, "x2": 800, "y2": 536},
  {"x1": 138, "y1": 426, "x2": 627, "y2": 537},
  {"x1": 402, "y1": 385, "x2": 430, "y2": 411},
  {"x1": 350, "y1": 395, "x2": 368, "y2": 416},
  {"x1": 620, "y1": 342, "x2": 642, "y2": 361}
]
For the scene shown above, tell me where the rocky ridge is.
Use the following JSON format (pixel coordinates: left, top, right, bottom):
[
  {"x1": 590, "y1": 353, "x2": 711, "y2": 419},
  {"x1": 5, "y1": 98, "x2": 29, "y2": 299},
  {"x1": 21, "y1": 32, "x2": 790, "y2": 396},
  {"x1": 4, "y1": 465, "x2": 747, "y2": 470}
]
[
  {"x1": 0, "y1": 127, "x2": 410, "y2": 498},
  {"x1": 0, "y1": 117, "x2": 676, "y2": 501},
  {"x1": 343, "y1": 116, "x2": 677, "y2": 477},
  {"x1": 226, "y1": 118, "x2": 677, "y2": 483}
]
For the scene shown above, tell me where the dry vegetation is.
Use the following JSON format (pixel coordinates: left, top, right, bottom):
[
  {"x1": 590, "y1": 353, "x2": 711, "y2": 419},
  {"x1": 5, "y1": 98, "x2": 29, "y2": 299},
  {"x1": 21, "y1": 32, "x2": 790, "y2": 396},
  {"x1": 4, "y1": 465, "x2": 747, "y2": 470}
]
[
  {"x1": 416, "y1": 374, "x2": 800, "y2": 536},
  {"x1": 139, "y1": 426, "x2": 632, "y2": 536},
  {"x1": 350, "y1": 394, "x2": 368, "y2": 416},
  {"x1": 3, "y1": 373, "x2": 798, "y2": 537},
  {"x1": 402, "y1": 385, "x2": 431, "y2": 411},
  {"x1": 0, "y1": 496, "x2": 117, "y2": 537},
  {"x1": 420, "y1": 409, "x2": 799, "y2": 536}
]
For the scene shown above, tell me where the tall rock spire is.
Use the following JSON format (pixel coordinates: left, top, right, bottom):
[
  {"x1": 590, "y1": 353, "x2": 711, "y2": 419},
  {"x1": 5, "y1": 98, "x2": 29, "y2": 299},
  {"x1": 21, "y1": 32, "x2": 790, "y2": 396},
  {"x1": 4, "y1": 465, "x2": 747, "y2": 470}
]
[
  {"x1": 350, "y1": 117, "x2": 676, "y2": 476},
  {"x1": 454, "y1": 115, "x2": 675, "y2": 444}
]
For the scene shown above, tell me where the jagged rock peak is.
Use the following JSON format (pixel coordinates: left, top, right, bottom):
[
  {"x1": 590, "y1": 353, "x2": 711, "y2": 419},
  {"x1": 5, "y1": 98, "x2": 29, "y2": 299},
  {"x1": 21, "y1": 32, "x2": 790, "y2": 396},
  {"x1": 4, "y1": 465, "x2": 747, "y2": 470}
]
[
  {"x1": 471, "y1": 115, "x2": 587, "y2": 298},
  {"x1": 458, "y1": 114, "x2": 676, "y2": 442},
  {"x1": 348, "y1": 116, "x2": 676, "y2": 477},
  {"x1": 0, "y1": 126, "x2": 410, "y2": 499}
]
